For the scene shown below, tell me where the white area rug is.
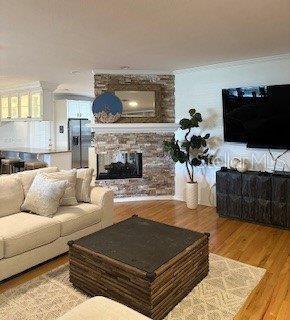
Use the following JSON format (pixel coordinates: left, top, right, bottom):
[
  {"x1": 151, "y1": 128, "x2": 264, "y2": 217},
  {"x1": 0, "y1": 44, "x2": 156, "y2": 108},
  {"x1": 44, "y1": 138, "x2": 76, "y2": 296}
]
[{"x1": 0, "y1": 254, "x2": 265, "y2": 320}]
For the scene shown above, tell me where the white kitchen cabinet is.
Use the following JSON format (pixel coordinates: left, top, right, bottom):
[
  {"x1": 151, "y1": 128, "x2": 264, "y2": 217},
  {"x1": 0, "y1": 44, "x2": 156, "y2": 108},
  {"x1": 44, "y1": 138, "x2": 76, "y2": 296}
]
[
  {"x1": 30, "y1": 92, "x2": 42, "y2": 119},
  {"x1": 0, "y1": 81, "x2": 57, "y2": 122},
  {"x1": 67, "y1": 100, "x2": 79, "y2": 118},
  {"x1": 78, "y1": 101, "x2": 92, "y2": 119},
  {"x1": 10, "y1": 95, "x2": 19, "y2": 119},
  {"x1": 19, "y1": 93, "x2": 30, "y2": 119},
  {"x1": 67, "y1": 100, "x2": 92, "y2": 119},
  {"x1": 0, "y1": 96, "x2": 10, "y2": 120}
]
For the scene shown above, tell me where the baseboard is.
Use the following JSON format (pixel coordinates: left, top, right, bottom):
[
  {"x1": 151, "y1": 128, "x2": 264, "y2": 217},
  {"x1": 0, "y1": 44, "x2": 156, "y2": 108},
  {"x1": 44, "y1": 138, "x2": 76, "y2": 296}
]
[
  {"x1": 114, "y1": 195, "x2": 215, "y2": 207},
  {"x1": 114, "y1": 195, "x2": 175, "y2": 202},
  {"x1": 173, "y1": 195, "x2": 185, "y2": 201}
]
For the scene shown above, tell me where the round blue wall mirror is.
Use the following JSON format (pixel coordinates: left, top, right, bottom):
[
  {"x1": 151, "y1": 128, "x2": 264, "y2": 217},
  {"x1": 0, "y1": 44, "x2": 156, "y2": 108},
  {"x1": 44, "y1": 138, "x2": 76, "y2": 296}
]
[{"x1": 92, "y1": 92, "x2": 123, "y2": 123}]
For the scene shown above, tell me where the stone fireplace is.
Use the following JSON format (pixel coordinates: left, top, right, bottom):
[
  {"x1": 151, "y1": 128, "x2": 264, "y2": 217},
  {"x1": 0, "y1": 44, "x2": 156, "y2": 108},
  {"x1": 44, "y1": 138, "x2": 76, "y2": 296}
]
[
  {"x1": 90, "y1": 73, "x2": 177, "y2": 199},
  {"x1": 89, "y1": 123, "x2": 178, "y2": 198}
]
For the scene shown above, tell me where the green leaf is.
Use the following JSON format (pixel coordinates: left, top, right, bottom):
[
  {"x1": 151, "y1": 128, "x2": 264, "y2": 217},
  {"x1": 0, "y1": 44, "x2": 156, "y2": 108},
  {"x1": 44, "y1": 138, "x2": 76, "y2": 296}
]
[
  {"x1": 195, "y1": 113, "x2": 202, "y2": 122},
  {"x1": 191, "y1": 158, "x2": 202, "y2": 166},
  {"x1": 179, "y1": 118, "x2": 192, "y2": 130},
  {"x1": 190, "y1": 135, "x2": 203, "y2": 149},
  {"x1": 189, "y1": 108, "x2": 196, "y2": 117},
  {"x1": 201, "y1": 138, "x2": 207, "y2": 147},
  {"x1": 190, "y1": 118, "x2": 199, "y2": 127},
  {"x1": 178, "y1": 151, "x2": 187, "y2": 163},
  {"x1": 203, "y1": 148, "x2": 209, "y2": 154},
  {"x1": 204, "y1": 133, "x2": 210, "y2": 139},
  {"x1": 181, "y1": 141, "x2": 190, "y2": 150},
  {"x1": 171, "y1": 155, "x2": 179, "y2": 162}
]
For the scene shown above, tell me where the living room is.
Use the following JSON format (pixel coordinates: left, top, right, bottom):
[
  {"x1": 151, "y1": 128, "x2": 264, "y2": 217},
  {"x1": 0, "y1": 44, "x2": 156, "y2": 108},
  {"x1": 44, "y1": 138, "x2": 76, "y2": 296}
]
[{"x1": 0, "y1": 1, "x2": 289, "y2": 320}]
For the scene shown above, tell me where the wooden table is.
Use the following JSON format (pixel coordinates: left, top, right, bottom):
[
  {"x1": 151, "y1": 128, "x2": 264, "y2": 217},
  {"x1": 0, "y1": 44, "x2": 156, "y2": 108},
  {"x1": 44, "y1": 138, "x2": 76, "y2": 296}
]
[{"x1": 68, "y1": 215, "x2": 209, "y2": 320}]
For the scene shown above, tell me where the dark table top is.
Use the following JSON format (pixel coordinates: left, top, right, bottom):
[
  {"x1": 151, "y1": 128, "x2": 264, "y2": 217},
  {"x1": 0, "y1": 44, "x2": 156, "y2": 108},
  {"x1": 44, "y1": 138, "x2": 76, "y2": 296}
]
[{"x1": 73, "y1": 216, "x2": 206, "y2": 274}]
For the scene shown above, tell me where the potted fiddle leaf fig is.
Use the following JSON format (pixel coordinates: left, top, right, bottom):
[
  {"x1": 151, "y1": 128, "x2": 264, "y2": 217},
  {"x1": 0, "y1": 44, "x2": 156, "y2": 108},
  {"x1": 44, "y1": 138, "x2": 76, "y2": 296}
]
[{"x1": 164, "y1": 108, "x2": 213, "y2": 209}]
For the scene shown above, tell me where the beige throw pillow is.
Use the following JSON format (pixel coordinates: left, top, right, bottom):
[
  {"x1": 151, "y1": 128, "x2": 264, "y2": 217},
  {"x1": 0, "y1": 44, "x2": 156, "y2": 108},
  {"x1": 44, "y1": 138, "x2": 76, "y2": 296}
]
[
  {"x1": 44, "y1": 170, "x2": 78, "y2": 206},
  {"x1": 75, "y1": 168, "x2": 94, "y2": 202},
  {"x1": 21, "y1": 173, "x2": 68, "y2": 217}
]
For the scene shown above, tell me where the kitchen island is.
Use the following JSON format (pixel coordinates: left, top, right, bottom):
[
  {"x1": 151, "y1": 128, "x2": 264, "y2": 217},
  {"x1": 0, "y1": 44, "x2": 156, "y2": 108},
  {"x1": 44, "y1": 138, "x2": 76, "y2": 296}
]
[{"x1": 0, "y1": 147, "x2": 72, "y2": 170}]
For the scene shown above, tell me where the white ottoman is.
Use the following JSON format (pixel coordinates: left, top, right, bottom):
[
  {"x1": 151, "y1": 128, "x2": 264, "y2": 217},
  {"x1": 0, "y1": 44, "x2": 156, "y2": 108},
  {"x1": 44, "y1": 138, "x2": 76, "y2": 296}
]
[{"x1": 58, "y1": 296, "x2": 151, "y2": 320}]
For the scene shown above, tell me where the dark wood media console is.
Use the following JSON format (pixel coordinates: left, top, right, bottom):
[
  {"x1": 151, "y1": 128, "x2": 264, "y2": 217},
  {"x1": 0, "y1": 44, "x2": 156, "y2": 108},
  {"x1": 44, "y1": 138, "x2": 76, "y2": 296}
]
[{"x1": 216, "y1": 169, "x2": 290, "y2": 229}]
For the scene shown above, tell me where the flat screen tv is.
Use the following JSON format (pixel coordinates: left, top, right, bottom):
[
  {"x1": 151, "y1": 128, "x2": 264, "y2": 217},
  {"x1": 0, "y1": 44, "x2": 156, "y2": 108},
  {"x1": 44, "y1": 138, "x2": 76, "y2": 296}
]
[{"x1": 222, "y1": 84, "x2": 290, "y2": 149}]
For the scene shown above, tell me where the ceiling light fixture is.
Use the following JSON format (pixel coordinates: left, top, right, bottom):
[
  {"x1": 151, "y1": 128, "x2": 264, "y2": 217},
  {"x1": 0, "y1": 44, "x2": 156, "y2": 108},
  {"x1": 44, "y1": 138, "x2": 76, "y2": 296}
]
[
  {"x1": 129, "y1": 101, "x2": 138, "y2": 107},
  {"x1": 70, "y1": 70, "x2": 81, "y2": 75}
]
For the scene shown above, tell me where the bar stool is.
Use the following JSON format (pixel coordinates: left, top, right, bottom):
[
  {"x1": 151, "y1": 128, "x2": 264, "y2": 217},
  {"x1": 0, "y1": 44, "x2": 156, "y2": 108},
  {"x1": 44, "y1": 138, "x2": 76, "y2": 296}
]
[
  {"x1": 24, "y1": 161, "x2": 47, "y2": 171},
  {"x1": 12, "y1": 160, "x2": 25, "y2": 172},
  {"x1": 0, "y1": 156, "x2": 5, "y2": 174},
  {"x1": 1, "y1": 158, "x2": 24, "y2": 174}
]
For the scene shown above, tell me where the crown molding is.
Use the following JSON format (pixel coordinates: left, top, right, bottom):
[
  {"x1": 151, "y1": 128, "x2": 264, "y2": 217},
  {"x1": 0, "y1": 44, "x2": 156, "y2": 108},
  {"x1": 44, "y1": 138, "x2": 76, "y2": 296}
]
[
  {"x1": 174, "y1": 53, "x2": 290, "y2": 75},
  {"x1": 0, "y1": 81, "x2": 59, "y2": 93},
  {"x1": 92, "y1": 69, "x2": 173, "y2": 75}
]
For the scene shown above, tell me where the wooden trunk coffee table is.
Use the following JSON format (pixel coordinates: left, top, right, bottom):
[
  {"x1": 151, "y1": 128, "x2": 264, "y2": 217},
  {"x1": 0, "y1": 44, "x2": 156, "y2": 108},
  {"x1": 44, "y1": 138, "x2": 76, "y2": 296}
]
[{"x1": 68, "y1": 216, "x2": 209, "y2": 320}]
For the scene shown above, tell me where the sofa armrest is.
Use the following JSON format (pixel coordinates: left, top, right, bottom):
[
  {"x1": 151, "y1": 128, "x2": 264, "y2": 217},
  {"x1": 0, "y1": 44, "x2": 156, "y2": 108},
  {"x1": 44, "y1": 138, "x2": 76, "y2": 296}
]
[{"x1": 90, "y1": 187, "x2": 114, "y2": 228}]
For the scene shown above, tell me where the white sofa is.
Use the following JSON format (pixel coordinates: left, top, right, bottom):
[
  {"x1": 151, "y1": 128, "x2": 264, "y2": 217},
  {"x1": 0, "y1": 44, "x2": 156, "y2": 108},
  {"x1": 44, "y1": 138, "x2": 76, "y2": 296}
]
[
  {"x1": 0, "y1": 167, "x2": 114, "y2": 281},
  {"x1": 58, "y1": 297, "x2": 151, "y2": 320}
]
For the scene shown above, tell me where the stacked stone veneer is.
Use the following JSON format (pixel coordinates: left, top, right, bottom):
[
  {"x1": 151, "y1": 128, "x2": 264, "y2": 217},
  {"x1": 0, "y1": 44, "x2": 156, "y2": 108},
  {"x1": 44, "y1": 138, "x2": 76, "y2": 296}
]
[
  {"x1": 94, "y1": 133, "x2": 175, "y2": 197},
  {"x1": 94, "y1": 74, "x2": 175, "y2": 122}
]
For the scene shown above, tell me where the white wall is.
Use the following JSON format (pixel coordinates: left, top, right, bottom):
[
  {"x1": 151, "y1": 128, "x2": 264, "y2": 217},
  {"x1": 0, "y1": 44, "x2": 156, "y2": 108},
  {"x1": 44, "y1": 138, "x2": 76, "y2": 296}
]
[
  {"x1": 174, "y1": 54, "x2": 290, "y2": 206},
  {"x1": 54, "y1": 100, "x2": 69, "y2": 150}
]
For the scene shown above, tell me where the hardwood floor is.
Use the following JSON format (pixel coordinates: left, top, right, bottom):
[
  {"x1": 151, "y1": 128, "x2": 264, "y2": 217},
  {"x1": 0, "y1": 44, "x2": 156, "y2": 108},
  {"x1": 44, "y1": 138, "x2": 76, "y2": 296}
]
[{"x1": 1, "y1": 200, "x2": 289, "y2": 319}]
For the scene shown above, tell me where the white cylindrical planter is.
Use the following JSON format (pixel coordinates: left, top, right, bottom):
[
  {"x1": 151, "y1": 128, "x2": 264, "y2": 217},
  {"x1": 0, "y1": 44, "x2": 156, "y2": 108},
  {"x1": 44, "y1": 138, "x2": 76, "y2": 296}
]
[{"x1": 186, "y1": 182, "x2": 198, "y2": 209}]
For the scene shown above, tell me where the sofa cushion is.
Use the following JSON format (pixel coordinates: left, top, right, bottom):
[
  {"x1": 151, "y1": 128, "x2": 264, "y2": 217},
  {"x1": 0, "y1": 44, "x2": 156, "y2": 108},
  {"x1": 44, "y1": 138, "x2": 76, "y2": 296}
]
[
  {"x1": 57, "y1": 296, "x2": 151, "y2": 320},
  {"x1": 0, "y1": 237, "x2": 3, "y2": 260},
  {"x1": 16, "y1": 166, "x2": 59, "y2": 196},
  {"x1": 52, "y1": 203, "x2": 102, "y2": 236},
  {"x1": 0, "y1": 212, "x2": 61, "y2": 258},
  {"x1": 0, "y1": 175, "x2": 24, "y2": 218}
]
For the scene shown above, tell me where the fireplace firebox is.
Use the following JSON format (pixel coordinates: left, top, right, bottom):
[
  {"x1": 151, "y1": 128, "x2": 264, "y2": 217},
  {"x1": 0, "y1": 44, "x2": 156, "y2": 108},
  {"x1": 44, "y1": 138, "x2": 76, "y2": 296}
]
[{"x1": 96, "y1": 152, "x2": 142, "y2": 180}]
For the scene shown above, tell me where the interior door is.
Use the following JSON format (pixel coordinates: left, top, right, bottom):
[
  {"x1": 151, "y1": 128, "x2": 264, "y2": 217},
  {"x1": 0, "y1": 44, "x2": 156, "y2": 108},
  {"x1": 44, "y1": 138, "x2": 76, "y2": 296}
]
[
  {"x1": 80, "y1": 119, "x2": 91, "y2": 168},
  {"x1": 69, "y1": 119, "x2": 81, "y2": 168}
]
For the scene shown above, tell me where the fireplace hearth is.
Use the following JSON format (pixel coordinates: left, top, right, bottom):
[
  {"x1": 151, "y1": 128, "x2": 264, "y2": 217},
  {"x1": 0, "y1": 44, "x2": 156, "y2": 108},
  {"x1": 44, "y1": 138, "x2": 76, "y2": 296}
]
[{"x1": 96, "y1": 152, "x2": 142, "y2": 180}]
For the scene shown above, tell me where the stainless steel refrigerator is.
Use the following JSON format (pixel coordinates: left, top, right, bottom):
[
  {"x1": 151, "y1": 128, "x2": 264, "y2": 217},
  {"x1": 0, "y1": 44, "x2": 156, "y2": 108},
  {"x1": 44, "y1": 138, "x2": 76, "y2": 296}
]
[{"x1": 68, "y1": 119, "x2": 91, "y2": 168}]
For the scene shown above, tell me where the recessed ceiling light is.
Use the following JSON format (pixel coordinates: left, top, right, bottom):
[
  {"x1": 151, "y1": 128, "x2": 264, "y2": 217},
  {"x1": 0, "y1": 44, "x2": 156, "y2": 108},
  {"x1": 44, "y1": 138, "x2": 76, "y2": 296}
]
[
  {"x1": 70, "y1": 70, "x2": 81, "y2": 75},
  {"x1": 120, "y1": 66, "x2": 130, "y2": 70},
  {"x1": 129, "y1": 101, "x2": 138, "y2": 107}
]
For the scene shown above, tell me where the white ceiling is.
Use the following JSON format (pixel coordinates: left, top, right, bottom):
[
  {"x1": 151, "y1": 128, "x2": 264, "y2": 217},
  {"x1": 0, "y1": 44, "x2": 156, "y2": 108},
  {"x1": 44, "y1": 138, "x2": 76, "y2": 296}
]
[{"x1": 1, "y1": 0, "x2": 290, "y2": 96}]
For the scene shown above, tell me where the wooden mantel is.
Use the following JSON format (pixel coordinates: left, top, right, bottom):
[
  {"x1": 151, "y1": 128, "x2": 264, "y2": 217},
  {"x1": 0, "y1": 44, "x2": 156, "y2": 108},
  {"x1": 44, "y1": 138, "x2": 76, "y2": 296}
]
[{"x1": 89, "y1": 122, "x2": 179, "y2": 134}]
